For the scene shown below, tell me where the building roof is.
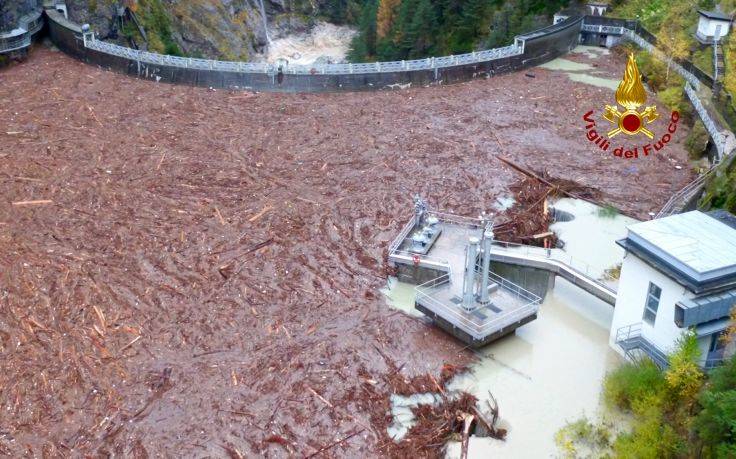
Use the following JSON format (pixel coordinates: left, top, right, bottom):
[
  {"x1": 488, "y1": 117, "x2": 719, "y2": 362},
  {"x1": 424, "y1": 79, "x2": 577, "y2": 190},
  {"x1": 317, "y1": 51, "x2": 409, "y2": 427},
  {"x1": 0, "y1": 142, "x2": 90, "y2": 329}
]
[
  {"x1": 698, "y1": 9, "x2": 732, "y2": 21},
  {"x1": 617, "y1": 210, "x2": 736, "y2": 293}
]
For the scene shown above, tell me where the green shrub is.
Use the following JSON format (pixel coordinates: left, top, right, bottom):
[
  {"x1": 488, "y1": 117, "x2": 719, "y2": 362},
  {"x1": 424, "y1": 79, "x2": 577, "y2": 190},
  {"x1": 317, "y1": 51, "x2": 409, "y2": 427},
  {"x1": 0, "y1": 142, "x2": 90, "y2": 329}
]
[
  {"x1": 691, "y1": 46, "x2": 714, "y2": 76},
  {"x1": 665, "y1": 332, "x2": 704, "y2": 403},
  {"x1": 598, "y1": 204, "x2": 619, "y2": 218},
  {"x1": 604, "y1": 358, "x2": 666, "y2": 411},
  {"x1": 555, "y1": 417, "x2": 613, "y2": 458},
  {"x1": 695, "y1": 355, "x2": 736, "y2": 456},
  {"x1": 613, "y1": 404, "x2": 687, "y2": 459},
  {"x1": 635, "y1": 51, "x2": 668, "y2": 91},
  {"x1": 685, "y1": 120, "x2": 710, "y2": 160},
  {"x1": 700, "y1": 158, "x2": 736, "y2": 213},
  {"x1": 657, "y1": 86, "x2": 689, "y2": 115},
  {"x1": 137, "y1": 0, "x2": 184, "y2": 56}
]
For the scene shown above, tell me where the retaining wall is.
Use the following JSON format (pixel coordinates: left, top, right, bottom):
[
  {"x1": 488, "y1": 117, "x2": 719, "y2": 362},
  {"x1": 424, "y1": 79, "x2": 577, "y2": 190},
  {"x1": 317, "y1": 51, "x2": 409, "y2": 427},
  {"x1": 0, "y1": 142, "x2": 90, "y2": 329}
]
[
  {"x1": 45, "y1": 7, "x2": 582, "y2": 92},
  {"x1": 490, "y1": 262, "x2": 555, "y2": 301}
]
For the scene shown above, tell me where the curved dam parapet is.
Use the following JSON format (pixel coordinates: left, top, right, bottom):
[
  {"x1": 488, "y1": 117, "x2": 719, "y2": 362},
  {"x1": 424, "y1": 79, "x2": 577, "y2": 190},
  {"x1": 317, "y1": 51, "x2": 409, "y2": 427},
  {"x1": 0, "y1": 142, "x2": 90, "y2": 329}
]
[
  {"x1": 0, "y1": 2, "x2": 45, "y2": 57},
  {"x1": 43, "y1": 4, "x2": 583, "y2": 93}
]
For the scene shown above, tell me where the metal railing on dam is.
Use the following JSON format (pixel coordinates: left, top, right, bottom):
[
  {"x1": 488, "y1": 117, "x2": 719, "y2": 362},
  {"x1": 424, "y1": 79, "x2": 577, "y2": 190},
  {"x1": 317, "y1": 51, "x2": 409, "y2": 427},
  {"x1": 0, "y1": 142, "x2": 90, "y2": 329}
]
[
  {"x1": 45, "y1": 8, "x2": 713, "y2": 96},
  {"x1": 43, "y1": 2, "x2": 582, "y2": 92},
  {"x1": 84, "y1": 36, "x2": 523, "y2": 76},
  {"x1": 581, "y1": 24, "x2": 626, "y2": 35}
]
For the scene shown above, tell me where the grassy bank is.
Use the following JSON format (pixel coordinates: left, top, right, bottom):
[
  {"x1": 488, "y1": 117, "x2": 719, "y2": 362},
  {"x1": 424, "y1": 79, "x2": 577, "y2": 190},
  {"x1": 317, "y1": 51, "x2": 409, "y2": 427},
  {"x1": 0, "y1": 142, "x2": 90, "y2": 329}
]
[{"x1": 557, "y1": 333, "x2": 736, "y2": 458}]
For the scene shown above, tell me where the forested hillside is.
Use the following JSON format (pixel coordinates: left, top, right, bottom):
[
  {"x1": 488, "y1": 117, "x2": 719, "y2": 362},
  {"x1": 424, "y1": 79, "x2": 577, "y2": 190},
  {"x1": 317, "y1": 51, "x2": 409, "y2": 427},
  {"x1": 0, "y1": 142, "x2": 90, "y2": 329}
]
[
  {"x1": 348, "y1": 0, "x2": 569, "y2": 61},
  {"x1": 608, "y1": 0, "x2": 736, "y2": 213}
]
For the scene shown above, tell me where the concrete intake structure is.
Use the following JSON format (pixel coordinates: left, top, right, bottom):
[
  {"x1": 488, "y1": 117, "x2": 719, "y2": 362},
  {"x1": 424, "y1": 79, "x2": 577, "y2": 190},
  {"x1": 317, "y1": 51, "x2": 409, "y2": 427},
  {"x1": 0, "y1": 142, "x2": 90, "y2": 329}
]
[{"x1": 388, "y1": 199, "x2": 542, "y2": 348}]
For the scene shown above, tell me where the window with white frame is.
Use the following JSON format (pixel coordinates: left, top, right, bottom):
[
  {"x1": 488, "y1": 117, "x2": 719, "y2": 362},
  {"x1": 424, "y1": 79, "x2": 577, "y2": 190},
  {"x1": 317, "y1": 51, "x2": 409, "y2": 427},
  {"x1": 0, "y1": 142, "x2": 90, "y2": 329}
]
[{"x1": 643, "y1": 282, "x2": 661, "y2": 325}]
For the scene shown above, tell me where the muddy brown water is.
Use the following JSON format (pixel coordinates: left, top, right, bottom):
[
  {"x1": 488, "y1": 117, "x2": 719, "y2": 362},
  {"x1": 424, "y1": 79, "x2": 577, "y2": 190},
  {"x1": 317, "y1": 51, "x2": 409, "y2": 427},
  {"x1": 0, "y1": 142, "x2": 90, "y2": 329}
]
[{"x1": 0, "y1": 46, "x2": 693, "y2": 456}]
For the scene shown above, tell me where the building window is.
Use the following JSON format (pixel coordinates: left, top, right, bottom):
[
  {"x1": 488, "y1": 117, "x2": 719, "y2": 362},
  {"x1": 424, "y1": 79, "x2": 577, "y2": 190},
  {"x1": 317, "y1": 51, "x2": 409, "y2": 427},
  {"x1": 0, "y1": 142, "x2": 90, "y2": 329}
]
[
  {"x1": 710, "y1": 331, "x2": 727, "y2": 353},
  {"x1": 643, "y1": 282, "x2": 661, "y2": 325}
]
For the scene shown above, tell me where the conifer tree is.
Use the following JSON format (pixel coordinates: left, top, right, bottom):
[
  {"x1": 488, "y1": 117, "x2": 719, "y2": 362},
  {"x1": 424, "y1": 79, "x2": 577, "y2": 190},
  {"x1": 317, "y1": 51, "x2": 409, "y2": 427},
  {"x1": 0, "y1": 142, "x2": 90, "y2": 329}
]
[
  {"x1": 376, "y1": 0, "x2": 402, "y2": 39},
  {"x1": 349, "y1": 0, "x2": 379, "y2": 60},
  {"x1": 401, "y1": 0, "x2": 438, "y2": 58}
]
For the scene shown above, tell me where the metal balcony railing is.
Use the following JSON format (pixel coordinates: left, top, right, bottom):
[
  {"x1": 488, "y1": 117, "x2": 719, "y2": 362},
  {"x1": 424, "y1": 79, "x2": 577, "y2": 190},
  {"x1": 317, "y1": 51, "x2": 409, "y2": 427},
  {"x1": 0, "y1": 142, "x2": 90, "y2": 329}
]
[
  {"x1": 617, "y1": 323, "x2": 732, "y2": 371},
  {"x1": 415, "y1": 271, "x2": 541, "y2": 340},
  {"x1": 387, "y1": 210, "x2": 484, "y2": 272},
  {"x1": 615, "y1": 323, "x2": 669, "y2": 369}
]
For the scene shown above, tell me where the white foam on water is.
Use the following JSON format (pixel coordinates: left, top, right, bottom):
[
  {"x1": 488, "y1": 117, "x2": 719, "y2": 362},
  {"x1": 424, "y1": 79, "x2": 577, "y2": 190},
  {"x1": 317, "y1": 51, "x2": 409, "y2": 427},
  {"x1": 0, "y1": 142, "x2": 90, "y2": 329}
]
[
  {"x1": 387, "y1": 393, "x2": 444, "y2": 440},
  {"x1": 494, "y1": 195, "x2": 516, "y2": 211},
  {"x1": 262, "y1": 22, "x2": 356, "y2": 65}
]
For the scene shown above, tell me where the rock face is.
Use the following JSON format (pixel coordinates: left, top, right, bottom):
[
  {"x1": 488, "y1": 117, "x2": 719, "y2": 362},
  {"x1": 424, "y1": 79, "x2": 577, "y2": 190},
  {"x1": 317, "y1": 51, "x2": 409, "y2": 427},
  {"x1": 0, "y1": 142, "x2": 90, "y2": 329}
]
[
  {"x1": 0, "y1": 0, "x2": 37, "y2": 33},
  {"x1": 65, "y1": 0, "x2": 332, "y2": 60},
  {"x1": 66, "y1": 0, "x2": 118, "y2": 39}
]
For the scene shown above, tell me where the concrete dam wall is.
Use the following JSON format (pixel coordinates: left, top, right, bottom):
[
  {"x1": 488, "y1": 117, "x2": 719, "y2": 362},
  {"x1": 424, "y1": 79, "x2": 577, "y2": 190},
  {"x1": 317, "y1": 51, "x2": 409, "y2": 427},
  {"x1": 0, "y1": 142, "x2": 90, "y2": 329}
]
[{"x1": 44, "y1": 7, "x2": 582, "y2": 93}]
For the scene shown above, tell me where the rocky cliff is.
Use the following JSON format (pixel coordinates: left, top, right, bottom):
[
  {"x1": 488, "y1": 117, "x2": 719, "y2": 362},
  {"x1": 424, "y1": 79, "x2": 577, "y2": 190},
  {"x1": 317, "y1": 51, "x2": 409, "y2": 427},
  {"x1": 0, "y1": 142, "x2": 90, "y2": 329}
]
[
  {"x1": 0, "y1": 0, "x2": 37, "y2": 33},
  {"x1": 66, "y1": 0, "x2": 343, "y2": 60}
]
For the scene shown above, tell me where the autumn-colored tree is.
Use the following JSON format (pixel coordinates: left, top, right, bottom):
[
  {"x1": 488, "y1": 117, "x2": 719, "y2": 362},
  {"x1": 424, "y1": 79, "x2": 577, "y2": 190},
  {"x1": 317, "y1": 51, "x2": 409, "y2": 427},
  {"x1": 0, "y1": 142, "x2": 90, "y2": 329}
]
[
  {"x1": 665, "y1": 332, "x2": 705, "y2": 404},
  {"x1": 376, "y1": 0, "x2": 401, "y2": 39},
  {"x1": 124, "y1": 0, "x2": 138, "y2": 13},
  {"x1": 655, "y1": 2, "x2": 691, "y2": 84}
]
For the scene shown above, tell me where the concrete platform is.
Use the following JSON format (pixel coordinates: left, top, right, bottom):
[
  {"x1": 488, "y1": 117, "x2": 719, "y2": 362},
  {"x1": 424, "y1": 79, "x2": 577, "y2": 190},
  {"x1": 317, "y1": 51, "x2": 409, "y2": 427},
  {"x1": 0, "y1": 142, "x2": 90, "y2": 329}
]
[
  {"x1": 388, "y1": 211, "x2": 542, "y2": 347},
  {"x1": 415, "y1": 271, "x2": 541, "y2": 347}
]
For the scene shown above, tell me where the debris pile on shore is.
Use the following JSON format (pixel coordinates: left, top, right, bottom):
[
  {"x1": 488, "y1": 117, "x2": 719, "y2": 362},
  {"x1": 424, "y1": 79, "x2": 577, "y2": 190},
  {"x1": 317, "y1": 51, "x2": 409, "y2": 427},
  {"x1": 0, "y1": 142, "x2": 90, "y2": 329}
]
[
  {"x1": 354, "y1": 358, "x2": 505, "y2": 458},
  {"x1": 495, "y1": 158, "x2": 602, "y2": 246}
]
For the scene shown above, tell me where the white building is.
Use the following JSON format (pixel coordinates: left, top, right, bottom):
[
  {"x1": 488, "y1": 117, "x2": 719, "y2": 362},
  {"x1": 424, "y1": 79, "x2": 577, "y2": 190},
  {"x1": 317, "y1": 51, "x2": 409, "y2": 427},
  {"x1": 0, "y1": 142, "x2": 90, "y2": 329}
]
[
  {"x1": 610, "y1": 210, "x2": 736, "y2": 369},
  {"x1": 696, "y1": 8, "x2": 732, "y2": 43}
]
